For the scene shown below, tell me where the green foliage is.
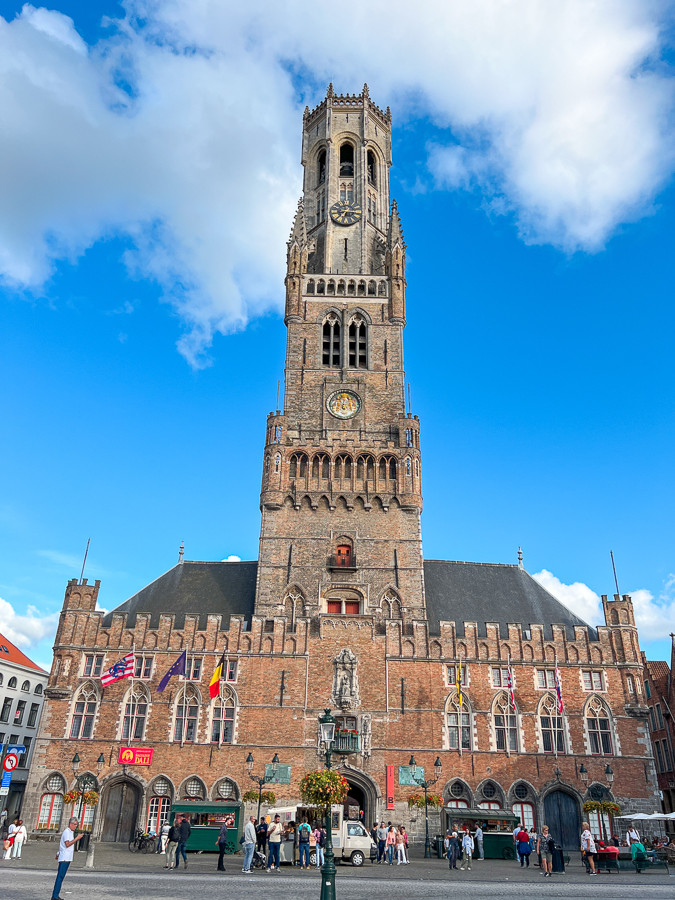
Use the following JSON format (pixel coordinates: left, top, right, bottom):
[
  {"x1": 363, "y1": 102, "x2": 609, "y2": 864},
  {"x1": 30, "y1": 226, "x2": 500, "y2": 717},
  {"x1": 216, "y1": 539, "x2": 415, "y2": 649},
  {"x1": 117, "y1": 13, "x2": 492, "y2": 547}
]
[{"x1": 299, "y1": 770, "x2": 348, "y2": 809}]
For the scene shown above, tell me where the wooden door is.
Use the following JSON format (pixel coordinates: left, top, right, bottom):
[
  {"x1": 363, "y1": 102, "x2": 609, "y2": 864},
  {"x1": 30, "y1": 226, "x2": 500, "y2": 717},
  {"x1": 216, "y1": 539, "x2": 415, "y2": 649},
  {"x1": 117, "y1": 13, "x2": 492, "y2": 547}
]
[
  {"x1": 101, "y1": 781, "x2": 140, "y2": 842},
  {"x1": 543, "y1": 789, "x2": 581, "y2": 850}
]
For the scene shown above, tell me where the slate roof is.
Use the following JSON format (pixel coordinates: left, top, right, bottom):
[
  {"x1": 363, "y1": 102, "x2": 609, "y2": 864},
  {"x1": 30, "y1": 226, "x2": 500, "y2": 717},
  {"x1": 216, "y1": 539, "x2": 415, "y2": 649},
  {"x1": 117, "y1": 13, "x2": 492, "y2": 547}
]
[
  {"x1": 102, "y1": 558, "x2": 596, "y2": 641},
  {"x1": 0, "y1": 632, "x2": 48, "y2": 673},
  {"x1": 423, "y1": 560, "x2": 597, "y2": 640},
  {"x1": 101, "y1": 561, "x2": 257, "y2": 631}
]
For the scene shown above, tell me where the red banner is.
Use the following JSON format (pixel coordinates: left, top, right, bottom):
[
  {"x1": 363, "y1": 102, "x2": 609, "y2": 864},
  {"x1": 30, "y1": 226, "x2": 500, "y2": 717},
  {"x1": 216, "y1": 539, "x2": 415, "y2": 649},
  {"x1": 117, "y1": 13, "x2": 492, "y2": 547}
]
[
  {"x1": 118, "y1": 746, "x2": 154, "y2": 766},
  {"x1": 386, "y1": 765, "x2": 395, "y2": 810}
]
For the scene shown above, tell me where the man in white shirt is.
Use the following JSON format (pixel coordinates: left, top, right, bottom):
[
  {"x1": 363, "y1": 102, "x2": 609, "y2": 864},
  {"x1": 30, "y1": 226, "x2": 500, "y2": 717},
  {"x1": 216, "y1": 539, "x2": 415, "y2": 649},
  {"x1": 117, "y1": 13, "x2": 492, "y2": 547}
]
[
  {"x1": 242, "y1": 815, "x2": 257, "y2": 873},
  {"x1": 626, "y1": 826, "x2": 640, "y2": 844},
  {"x1": 51, "y1": 817, "x2": 84, "y2": 900}
]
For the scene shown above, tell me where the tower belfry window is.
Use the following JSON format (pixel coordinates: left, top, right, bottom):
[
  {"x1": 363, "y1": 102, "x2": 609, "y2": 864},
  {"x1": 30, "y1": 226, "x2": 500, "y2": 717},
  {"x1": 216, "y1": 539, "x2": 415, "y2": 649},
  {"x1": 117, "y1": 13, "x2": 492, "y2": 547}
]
[
  {"x1": 322, "y1": 314, "x2": 341, "y2": 367},
  {"x1": 348, "y1": 316, "x2": 367, "y2": 368},
  {"x1": 318, "y1": 149, "x2": 326, "y2": 185},
  {"x1": 339, "y1": 143, "x2": 354, "y2": 177},
  {"x1": 367, "y1": 150, "x2": 376, "y2": 186}
]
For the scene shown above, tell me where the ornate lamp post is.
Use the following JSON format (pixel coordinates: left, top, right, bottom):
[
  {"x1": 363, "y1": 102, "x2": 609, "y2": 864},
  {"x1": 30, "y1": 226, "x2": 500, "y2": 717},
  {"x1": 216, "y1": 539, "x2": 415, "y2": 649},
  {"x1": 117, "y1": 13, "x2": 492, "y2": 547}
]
[
  {"x1": 71, "y1": 752, "x2": 105, "y2": 867},
  {"x1": 246, "y1": 752, "x2": 280, "y2": 822},
  {"x1": 579, "y1": 764, "x2": 588, "y2": 785},
  {"x1": 318, "y1": 709, "x2": 337, "y2": 900},
  {"x1": 409, "y1": 755, "x2": 442, "y2": 858}
]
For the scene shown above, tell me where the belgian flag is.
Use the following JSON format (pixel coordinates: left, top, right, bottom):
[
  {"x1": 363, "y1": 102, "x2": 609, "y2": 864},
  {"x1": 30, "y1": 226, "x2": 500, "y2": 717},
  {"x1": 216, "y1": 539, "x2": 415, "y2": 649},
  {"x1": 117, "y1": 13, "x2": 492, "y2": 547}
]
[{"x1": 209, "y1": 652, "x2": 225, "y2": 699}]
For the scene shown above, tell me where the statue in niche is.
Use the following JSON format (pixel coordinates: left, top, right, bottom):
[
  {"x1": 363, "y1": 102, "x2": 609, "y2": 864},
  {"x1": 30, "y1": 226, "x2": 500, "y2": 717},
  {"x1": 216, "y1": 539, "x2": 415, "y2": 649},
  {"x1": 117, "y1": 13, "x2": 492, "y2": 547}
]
[{"x1": 331, "y1": 648, "x2": 360, "y2": 710}]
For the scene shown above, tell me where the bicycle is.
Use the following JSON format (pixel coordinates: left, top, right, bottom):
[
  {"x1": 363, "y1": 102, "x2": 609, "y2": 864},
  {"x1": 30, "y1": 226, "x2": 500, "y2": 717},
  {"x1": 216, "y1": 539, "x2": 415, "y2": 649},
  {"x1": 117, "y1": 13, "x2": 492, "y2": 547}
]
[{"x1": 129, "y1": 829, "x2": 157, "y2": 853}]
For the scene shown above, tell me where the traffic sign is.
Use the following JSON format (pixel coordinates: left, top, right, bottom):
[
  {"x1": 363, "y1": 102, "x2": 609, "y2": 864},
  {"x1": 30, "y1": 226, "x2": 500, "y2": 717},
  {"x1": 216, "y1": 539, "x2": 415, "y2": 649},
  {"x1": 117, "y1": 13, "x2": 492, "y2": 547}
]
[
  {"x1": 7, "y1": 745, "x2": 25, "y2": 755},
  {"x1": 0, "y1": 786, "x2": 8, "y2": 796},
  {"x1": 2, "y1": 754, "x2": 18, "y2": 772}
]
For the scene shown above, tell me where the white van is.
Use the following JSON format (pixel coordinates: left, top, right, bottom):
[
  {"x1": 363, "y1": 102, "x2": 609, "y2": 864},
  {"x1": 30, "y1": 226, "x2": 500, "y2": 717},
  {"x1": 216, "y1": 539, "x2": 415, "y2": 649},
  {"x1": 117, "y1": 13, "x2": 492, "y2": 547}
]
[{"x1": 268, "y1": 804, "x2": 377, "y2": 867}]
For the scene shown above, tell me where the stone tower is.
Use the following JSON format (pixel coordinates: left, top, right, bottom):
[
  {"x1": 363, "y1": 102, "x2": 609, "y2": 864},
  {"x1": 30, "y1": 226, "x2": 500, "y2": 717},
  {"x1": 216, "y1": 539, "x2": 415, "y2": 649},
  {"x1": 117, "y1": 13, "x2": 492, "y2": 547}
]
[{"x1": 254, "y1": 85, "x2": 425, "y2": 625}]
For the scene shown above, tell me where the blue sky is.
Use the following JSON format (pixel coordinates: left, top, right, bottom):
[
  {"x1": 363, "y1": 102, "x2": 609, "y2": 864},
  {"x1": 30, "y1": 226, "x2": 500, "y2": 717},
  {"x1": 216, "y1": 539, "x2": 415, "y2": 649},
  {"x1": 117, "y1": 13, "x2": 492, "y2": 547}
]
[{"x1": 1, "y1": 1, "x2": 674, "y2": 670}]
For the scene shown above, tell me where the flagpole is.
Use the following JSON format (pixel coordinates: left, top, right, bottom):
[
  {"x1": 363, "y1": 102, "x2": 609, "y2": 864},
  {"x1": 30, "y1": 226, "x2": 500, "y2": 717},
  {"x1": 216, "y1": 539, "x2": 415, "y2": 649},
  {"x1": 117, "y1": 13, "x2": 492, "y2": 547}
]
[{"x1": 457, "y1": 658, "x2": 463, "y2": 757}]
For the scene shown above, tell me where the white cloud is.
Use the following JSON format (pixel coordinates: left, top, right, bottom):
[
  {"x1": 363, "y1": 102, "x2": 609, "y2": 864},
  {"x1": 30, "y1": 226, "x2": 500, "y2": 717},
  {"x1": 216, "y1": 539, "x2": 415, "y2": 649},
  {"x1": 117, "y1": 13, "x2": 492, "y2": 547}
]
[
  {"x1": 532, "y1": 568, "x2": 604, "y2": 625},
  {"x1": 222, "y1": 555, "x2": 241, "y2": 562},
  {"x1": 0, "y1": 595, "x2": 59, "y2": 649},
  {"x1": 532, "y1": 569, "x2": 675, "y2": 643},
  {"x1": 0, "y1": 1, "x2": 673, "y2": 363}
]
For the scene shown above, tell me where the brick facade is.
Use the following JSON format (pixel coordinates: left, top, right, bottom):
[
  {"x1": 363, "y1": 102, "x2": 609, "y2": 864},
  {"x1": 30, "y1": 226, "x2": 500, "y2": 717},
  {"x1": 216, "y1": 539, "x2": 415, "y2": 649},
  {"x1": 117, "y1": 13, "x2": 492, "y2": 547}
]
[{"x1": 23, "y1": 86, "x2": 659, "y2": 849}]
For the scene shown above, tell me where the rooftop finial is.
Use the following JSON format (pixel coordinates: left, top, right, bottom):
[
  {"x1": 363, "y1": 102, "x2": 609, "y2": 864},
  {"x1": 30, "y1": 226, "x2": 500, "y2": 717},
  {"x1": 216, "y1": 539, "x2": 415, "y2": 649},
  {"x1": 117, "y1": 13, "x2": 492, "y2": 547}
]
[
  {"x1": 326, "y1": 82, "x2": 334, "y2": 98},
  {"x1": 363, "y1": 82, "x2": 369, "y2": 99},
  {"x1": 517, "y1": 546, "x2": 523, "y2": 569},
  {"x1": 178, "y1": 541, "x2": 184, "y2": 564}
]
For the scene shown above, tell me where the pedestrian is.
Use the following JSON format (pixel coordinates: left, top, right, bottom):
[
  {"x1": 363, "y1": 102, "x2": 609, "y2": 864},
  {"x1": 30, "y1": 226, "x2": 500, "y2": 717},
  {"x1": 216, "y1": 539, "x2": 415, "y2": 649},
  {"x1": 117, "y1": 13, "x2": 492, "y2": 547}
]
[
  {"x1": 385, "y1": 825, "x2": 396, "y2": 864},
  {"x1": 537, "y1": 825, "x2": 554, "y2": 878},
  {"x1": 298, "y1": 817, "x2": 312, "y2": 869},
  {"x1": 157, "y1": 820, "x2": 170, "y2": 854},
  {"x1": 0, "y1": 808, "x2": 7, "y2": 829},
  {"x1": 314, "y1": 823, "x2": 325, "y2": 868},
  {"x1": 629, "y1": 836, "x2": 647, "y2": 873},
  {"x1": 214, "y1": 817, "x2": 229, "y2": 871},
  {"x1": 51, "y1": 816, "x2": 84, "y2": 900},
  {"x1": 512, "y1": 820, "x2": 521, "y2": 859},
  {"x1": 529, "y1": 827, "x2": 539, "y2": 865},
  {"x1": 474, "y1": 824, "x2": 484, "y2": 860},
  {"x1": 459, "y1": 828, "x2": 473, "y2": 870},
  {"x1": 174, "y1": 814, "x2": 191, "y2": 870},
  {"x1": 446, "y1": 831, "x2": 460, "y2": 869},
  {"x1": 626, "y1": 824, "x2": 640, "y2": 845},
  {"x1": 581, "y1": 821, "x2": 597, "y2": 875},
  {"x1": 3, "y1": 819, "x2": 18, "y2": 859},
  {"x1": 395, "y1": 826, "x2": 405, "y2": 864},
  {"x1": 267, "y1": 813, "x2": 282, "y2": 871},
  {"x1": 516, "y1": 825, "x2": 531, "y2": 867},
  {"x1": 12, "y1": 820, "x2": 27, "y2": 858},
  {"x1": 242, "y1": 815, "x2": 257, "y2": 873},
  {"x1": 400, "y1": 825, "x2": 409, "y2": 863},
  {"x1": 256, "y1": 816, "x2": 268, "y2": 856},
  {"x1": 370, "y1": 822, "x2": 378, "y2": 845},
  {"x1": 376, "y1": 821, "x2": 387, "y2": 863},
  {"x1": 164, "y1": 818, "x2": 180, "y2": 868}
]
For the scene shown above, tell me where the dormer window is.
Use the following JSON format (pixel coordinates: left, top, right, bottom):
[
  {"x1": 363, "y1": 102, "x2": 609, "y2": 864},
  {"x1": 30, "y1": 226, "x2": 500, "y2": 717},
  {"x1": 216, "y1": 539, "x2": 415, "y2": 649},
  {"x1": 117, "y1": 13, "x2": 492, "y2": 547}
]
[{"x1": 339, "y1": 143, "x2": 354, "y2": 177}]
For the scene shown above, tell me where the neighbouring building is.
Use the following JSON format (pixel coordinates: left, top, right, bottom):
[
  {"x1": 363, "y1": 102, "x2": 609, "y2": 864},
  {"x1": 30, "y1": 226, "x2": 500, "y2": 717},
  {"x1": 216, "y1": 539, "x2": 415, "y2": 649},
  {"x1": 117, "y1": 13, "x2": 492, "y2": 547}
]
[
  {"x1": 642, "y1": 637, "x2": 675, "y2": 837},
  {"x1": 24, "y1": 85, "x2": 660, "y2": 850},
  {"x1": 0, "y1": 633, "x2": 48, "y2": 820}
]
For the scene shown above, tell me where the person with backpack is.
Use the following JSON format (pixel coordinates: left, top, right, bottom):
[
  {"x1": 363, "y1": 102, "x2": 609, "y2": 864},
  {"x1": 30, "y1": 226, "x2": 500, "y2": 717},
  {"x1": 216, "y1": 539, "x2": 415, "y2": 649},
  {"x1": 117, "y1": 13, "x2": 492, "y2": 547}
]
[
  {"x1": 516, "y1": 825, "x2": 532, "y2": 867},
  {"x1": 537, "y1": 825, "x2": 555, "y2": 877},
  {"x1": 298, "y1": 818, "x2": 312, "y2": 869},
  {"x1": 630, "y1": 836, "x2": 648, "y2": 874}
]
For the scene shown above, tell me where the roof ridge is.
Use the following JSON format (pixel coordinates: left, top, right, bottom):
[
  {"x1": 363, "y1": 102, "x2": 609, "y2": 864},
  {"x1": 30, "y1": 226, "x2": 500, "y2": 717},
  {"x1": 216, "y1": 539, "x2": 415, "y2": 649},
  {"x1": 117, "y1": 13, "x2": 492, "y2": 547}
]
[{"x1": 424, "y1": 560, "x2": 519, "y2": 569}]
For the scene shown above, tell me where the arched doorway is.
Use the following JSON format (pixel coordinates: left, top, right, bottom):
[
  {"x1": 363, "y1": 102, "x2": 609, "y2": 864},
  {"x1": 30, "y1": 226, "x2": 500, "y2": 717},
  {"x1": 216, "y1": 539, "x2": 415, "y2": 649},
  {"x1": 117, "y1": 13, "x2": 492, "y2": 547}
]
[
  {"x1": 543, "y1": 789, "x2": 581, "y2": 851},
  {"x1": 100, "y1": 780, "x2": 141, "y2": 842},
  {"x1": 342, "y1": 767, "x2": 378, "y2": 828}
]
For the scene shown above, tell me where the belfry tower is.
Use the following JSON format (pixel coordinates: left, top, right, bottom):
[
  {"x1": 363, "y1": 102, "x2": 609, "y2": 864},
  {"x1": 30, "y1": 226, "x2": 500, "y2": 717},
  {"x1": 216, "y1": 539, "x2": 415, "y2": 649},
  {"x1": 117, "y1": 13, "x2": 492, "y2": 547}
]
[{"x1": 254, "y1": 85, "x2": 425, "y2": 625}]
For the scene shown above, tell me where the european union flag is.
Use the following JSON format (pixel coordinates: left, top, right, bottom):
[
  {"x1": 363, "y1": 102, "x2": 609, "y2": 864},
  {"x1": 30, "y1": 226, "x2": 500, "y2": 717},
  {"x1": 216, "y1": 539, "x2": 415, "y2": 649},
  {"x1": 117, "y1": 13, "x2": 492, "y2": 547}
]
[{"x1": 157, "y1": 650, "x2": 187, "y2": 692}]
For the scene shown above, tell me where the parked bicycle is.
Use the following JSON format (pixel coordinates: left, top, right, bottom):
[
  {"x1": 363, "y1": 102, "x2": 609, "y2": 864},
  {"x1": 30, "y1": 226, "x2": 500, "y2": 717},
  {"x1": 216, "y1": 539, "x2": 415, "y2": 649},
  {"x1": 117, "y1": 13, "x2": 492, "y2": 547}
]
[{"x1": 129, "y1": 829, "x2": 157, "y2": 853}]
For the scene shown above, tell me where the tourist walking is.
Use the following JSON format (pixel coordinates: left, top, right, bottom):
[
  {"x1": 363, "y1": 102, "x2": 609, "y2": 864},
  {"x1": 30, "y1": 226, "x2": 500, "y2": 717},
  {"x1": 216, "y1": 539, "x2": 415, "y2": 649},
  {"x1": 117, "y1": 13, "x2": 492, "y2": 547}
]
[
  {"x1": 164, "y1": 819, "x2": 179, "y2": 868},
  {"x1": 395, "y1": 826, "x2": 406, "y2": 864},
  {"x1": 215, "y1": 818, "x2": 228, "y2": 871},
  {"x1": 298, "y1": 817, "x2": 312, "y2": 868},
  {"x1": 445, "y1": 830, "x2": 460, "y2": 869},
  {"x1": 385, "y1": 825, "x2": 396, "y2": 864},
  {"x1": 256, "y1": 817, "x2": 268, "y2": 856},
  {"x1": 267, "y1": 813, "x2": 282, "y2": 871},
  {"x1": 11, "y1": 820, "x2": 27, "y2": 858},
  {"x1": 459, "y1": 829, "x2": 474, "y2": 870},
  {"x1": 537, "y1": 825, "x2": 554, "y2": 878},
  {"x1": 400, "y1": 825, "x2": 409, "y2": 863},
  {"x1": 474, "y1": 824, "x2": 484, "y2": 860},
  {"x1": 516, "y1": 826, "x2": 532, "y2": 867},
  {"x1": 175, "y1": 814, "x2": 191, "y2": 870},
  {"x1": 157, "y1": 821, "x2": 170, "y2": 854},
  {"x1": 376, "y1": 822, "x2": 387, "y2": 862},
  {"x1": 3, "y1": 819, "x2": 18, "y2": 859},
  {"x1": 51, "y1": 817, "x2": 84, "y2": 900},
  {"x1": 314, "y1": 823, "x2": 325, "y2": 868},
  {"x1": 581, "y1": 821, "x2": 597, "y2": 875},
  {"x1": 242, "y1": 815, "x2": 256, "y2": 873}
]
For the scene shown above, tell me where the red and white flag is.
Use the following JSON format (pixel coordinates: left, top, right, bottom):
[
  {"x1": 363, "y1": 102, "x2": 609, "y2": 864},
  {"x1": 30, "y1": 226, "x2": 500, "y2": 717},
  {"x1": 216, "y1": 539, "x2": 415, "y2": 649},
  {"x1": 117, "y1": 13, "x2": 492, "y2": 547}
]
[{"x1": 101, "y1": 652, "x2": 135, "y2": 686}]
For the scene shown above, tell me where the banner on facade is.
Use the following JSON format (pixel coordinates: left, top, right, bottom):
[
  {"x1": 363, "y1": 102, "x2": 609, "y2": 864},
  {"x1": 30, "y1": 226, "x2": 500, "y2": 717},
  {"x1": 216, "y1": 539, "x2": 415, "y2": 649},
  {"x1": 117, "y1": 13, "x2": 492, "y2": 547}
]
[
  {"x1": 118, "y1": 746, "x2": 154, "y2": 766},
  {"x1": 386, "y1": 765, "x2": 395, "y2": 810}
]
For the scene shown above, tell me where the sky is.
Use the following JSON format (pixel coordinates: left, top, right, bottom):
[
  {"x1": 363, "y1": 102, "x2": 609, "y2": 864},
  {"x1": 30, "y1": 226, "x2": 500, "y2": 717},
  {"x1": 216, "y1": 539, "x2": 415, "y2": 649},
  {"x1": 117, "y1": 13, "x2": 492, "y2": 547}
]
[{"x1": 1, "y1": 0, "x2": 674, "y2": 671}]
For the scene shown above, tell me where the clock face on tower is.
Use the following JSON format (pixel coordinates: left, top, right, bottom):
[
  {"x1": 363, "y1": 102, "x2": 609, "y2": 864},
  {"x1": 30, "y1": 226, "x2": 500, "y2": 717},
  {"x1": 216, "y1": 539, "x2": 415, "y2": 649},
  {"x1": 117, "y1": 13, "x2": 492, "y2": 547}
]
[
  {"x1": 327, "y1": 390, "x2": 361, "y2": 419},
  {"x1": 329, "y1": 201, "x2": 362, "y2": 226}
]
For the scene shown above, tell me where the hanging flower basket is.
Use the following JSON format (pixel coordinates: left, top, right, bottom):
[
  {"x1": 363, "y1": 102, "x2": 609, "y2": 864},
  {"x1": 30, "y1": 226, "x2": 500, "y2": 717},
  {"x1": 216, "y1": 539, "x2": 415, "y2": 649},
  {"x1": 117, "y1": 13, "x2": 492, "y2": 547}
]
[
  {"x1": 300, "y1": 770, "x2": 348, "y2": 809},
  {"x1": 583, "y1": 800, "x2": 601, "y2": 813},
  {"x1": 83, "y1": 791, "x2": 99, "y2": 807},
  {"x1": 407, "y1": 792, "x2": 443, "y2": 809},
  {"x1": 64, "y1": 790, "x2": 81, "y2": 805},
  {"x1": 243, "y1": 789, "x2": 276, "y2": 805},
  {"x1": 601, "y1": 801, "x2": 621, "y2": 815}
]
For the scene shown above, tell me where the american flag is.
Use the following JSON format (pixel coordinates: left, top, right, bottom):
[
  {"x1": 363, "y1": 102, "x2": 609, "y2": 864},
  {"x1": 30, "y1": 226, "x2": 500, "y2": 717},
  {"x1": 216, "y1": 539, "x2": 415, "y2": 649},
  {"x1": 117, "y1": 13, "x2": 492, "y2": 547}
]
[
  {"x1": 554, "y1": 662, "x2": 564, "y2": 714},
  {"x1": 101, "y1": 652, "x2": 135, "y2": 686},
  {"x1": 507, "y1": 658, "x2": 516, "y2": 711}
]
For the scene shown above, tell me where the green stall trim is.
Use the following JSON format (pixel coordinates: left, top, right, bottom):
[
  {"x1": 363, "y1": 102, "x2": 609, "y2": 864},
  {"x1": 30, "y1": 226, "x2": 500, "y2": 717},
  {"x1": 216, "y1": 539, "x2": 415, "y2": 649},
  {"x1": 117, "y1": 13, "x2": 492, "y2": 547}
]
[{"x1": 170, "y1": 802, "x2": 243, "y2": 854}]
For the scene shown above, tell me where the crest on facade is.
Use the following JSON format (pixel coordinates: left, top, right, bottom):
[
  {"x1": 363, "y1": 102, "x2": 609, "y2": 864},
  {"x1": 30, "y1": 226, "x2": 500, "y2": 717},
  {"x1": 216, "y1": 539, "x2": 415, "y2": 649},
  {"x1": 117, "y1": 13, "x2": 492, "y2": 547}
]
[{"x1": 331, "y1": 648, "x2": 360, "y2": 710}]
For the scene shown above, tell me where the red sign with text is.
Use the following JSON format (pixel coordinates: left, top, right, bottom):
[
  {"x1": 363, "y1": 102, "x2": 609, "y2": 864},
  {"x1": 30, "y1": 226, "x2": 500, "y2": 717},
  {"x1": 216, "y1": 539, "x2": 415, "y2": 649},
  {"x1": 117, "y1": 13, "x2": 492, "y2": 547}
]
[
  {"x1": 118, "y1": 747, "x2": 154, "y2": 766},
  {"x1": 386, "y1": 765, "x2": 395, "y2": 810}
]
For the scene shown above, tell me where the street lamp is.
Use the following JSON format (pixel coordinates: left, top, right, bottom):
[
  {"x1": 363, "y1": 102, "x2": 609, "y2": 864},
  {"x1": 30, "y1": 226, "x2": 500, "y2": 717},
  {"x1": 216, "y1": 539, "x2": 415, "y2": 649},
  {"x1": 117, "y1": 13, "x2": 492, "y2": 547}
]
[
  {"x1": 605, "y1": 764, "x2": 614, "y2": 785},
  {"x1": 318, "y1": 708, "x2": 338, "y2": 900},
  {"x1": 579, "y1": 764, "x2": 588, "y2": 784},
  {"x1": 70, "y1": 752, "x2": 105, "y2": 867},
  {"x1": 246, "y1": 752, "x2": 280, "y2": 822},
  {"x1": 409, "y1": 755, "x2": 442, "y2": 859}
]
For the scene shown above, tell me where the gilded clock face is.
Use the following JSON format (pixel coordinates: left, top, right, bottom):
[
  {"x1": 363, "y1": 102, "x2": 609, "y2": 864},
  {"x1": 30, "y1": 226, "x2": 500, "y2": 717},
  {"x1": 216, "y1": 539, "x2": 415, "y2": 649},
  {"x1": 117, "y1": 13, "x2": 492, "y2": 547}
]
[
  {"x1": 329, "y1": 201, "x2": 362, "y2": 226},
  {"x1": 327, "y1": 390, "x2": 361, "y2": 419}
]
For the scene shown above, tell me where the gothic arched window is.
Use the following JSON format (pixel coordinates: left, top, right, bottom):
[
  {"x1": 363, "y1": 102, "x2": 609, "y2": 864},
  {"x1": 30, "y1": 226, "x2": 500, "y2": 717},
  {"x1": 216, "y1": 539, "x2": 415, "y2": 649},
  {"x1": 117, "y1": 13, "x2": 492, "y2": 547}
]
[
  {"x1": 173, "y1": 685, "x2": 200, "y2": 744},
  {"x1": 493, "y1": 692, "x2": 519, "y2": 752},
  {"x1": 322, "y1": 314, "x2": 341, "y2": 367},
  {"x1": 339, "y1": 181, "x2": 354, "y2": 203},
  {"x1": 69, "y1": 682, "x2": 99, "y2": 740},
  {"x1": 586, "y1": 695, "x2": 613, "y2": 755},
  {"x1": 367, "y1": 150, "x2": 377, "y2": 186},
  {"x1": 339, "y1": 142, "x2": 354, "y2": 176},
  {"x1": 539, "y1": 693, "x2": 565, "y2": 753},
  {"x1": 317, "y1": 149, "x2": 326, "y2": 185},
  {"x1": 211, "y1": 685, "x2": 236, "y2": 745},
  {"x1": 348, "y1": 315, "x2": 367, "y2": 368},
  {"x1": 446, "y1": 693, "x2": 472, "y2": 751},
  {"x1": 121, "y1": 684, "x2": 150, "y2": 742}
]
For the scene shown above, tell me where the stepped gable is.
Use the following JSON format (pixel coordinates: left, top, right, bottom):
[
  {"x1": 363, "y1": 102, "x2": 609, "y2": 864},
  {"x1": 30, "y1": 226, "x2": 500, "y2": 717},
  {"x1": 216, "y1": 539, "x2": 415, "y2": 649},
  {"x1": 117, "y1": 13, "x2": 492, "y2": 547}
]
[
  {"x1": 423, "y1": 560, "x2": 597, "y2": 641},
  {"x1": 101, "y1": 560, "x2": 257, "y2": 631}
]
